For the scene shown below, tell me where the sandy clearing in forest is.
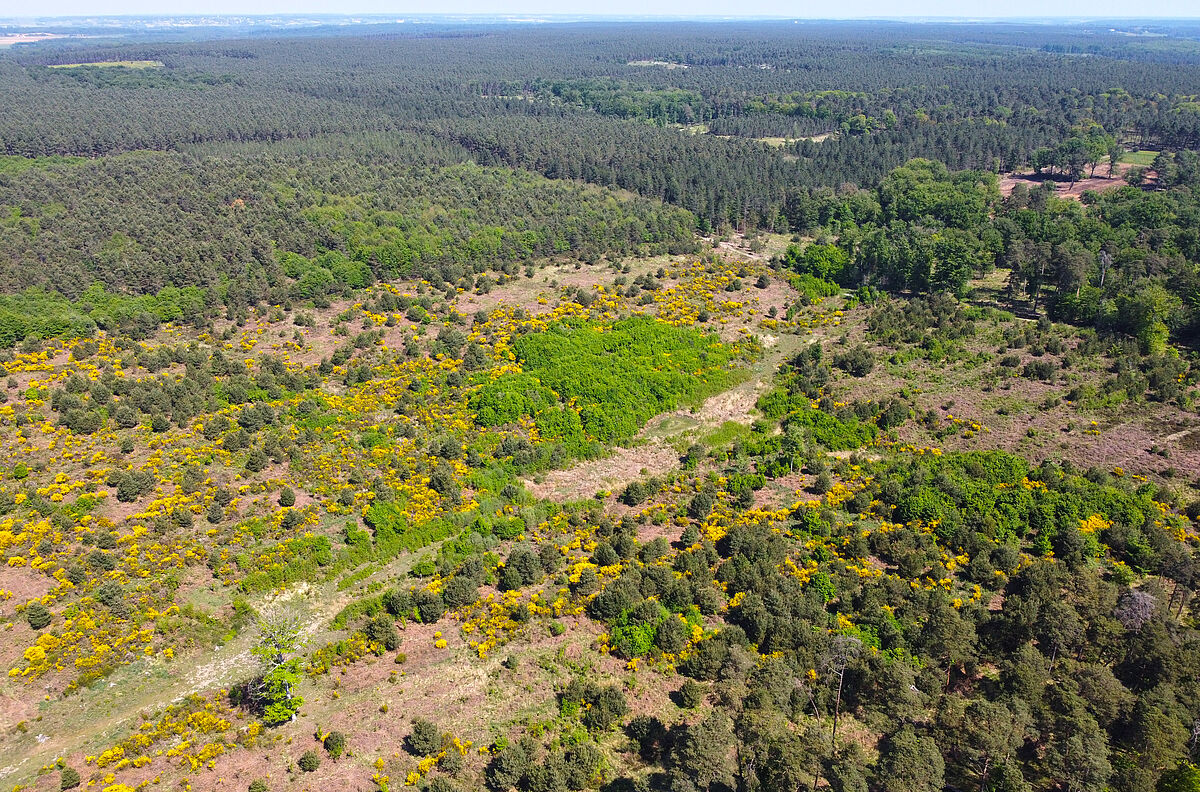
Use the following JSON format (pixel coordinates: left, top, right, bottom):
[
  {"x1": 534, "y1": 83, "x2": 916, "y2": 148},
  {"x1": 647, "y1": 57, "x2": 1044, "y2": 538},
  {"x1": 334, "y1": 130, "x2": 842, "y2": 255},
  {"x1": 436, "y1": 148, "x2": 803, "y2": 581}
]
[
  {"x1": 0, "y1": 34, "x2": 63, "y2": 47},
  {"x1": 998, "y1": 164, "x2": 1137, "y2": 201}
]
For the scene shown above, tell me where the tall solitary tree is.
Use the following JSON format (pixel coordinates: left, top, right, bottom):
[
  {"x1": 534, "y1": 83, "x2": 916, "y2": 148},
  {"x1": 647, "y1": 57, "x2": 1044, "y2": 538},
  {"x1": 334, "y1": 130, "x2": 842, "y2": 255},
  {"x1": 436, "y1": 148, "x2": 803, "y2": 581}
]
[{"x1": 252, "y1": 606, "x2": 307, "y2": 725}]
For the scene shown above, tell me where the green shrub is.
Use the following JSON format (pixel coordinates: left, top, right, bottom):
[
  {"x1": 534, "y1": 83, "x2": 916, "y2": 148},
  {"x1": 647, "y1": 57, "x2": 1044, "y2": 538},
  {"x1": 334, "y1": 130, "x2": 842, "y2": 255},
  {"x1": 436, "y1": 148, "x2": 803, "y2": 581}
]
[
  {"x1": 486, "y1": 744, "x2": 530, "y2": 792},
  {"x1": 382, "y1": 588, "x2": 414, "y2": 617},
  {"x1": 408, "y1": 717, "x2": 443, "y2": 755},
  {"x1": 364, "y1": 614, "x2": 400, "y2": 651},
  {"x1": 1023, "y1": 360, "x2": 1057, "y2": 381},
  {"x1": 429, "y1": 777, "x2": 460, "y2": 792},
  {"x1": 679, "y1": 679, "x2": 706, "y2": 708},
  {"x1": 833, "y1": 344, "x2": 875, "y2": 377},
  {"x1": 60, "y1": 768, "x2": 81, "y2": 791},
  {"x1": 26, "y1": 602, "x2": 51, "y2": 631},
  {"x1": 612, "y1": 621, "x2": 657, "y2": 658},
  {"x1": 442, "y1": 575, "x2": 479, "y2": 609},
  {"x1": 414, "y1": 590, "x2": 446, "y2": 623},
  {"x1": 323, "y1": 730, "x2": 346, "y2": 759},
  {"x1": 688, "y1": 491, "x2": 715, "y2": 520},
  {"x1": 582, "y1": 684, "x2": 628, "y2": 732},
  {"x1": 438, "y1": 749, "x2": 465, "y2": 775},
  {"x1": 248, "y1": 780, "x2": 268, "y2": 792},
  {"x1": 298, "y1": 750, "x2": 321, "y2": 772}
]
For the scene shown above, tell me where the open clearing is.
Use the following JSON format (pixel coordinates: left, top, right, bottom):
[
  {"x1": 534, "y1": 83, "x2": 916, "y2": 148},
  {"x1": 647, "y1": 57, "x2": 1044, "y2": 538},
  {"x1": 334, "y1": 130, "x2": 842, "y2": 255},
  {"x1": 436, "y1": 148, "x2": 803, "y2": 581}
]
[
  {"x1": 999, "y1": 166, "x2": 1130, "y2": 200},
  {"x1": 626, "y1": 60, "x2": 688, "y2": 69},
  {"x1": 47, "y1": 60, "x2": 164, "y2": 69},
  {"x1": 1120, "y1": 149, "x2": 1160, "y2": 167},
  {"x1": 0, "y1": 34, "x2": 63, "y2": 47}
]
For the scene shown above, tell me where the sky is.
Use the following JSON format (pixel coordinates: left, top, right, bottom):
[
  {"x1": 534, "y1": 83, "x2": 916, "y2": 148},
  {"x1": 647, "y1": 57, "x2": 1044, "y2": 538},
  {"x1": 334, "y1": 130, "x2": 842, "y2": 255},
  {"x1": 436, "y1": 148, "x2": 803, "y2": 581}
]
[{"x1": 9, "y1": 0, "x2": 1200, "y2": 20}]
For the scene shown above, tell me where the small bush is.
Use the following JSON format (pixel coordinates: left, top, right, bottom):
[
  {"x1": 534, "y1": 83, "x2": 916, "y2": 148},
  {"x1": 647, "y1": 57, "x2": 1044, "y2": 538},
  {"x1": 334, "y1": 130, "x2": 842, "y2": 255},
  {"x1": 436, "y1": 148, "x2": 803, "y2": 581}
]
[
  {"x1": 620, "y1": 481, "x2": 647, "y2": 506},
  {"x1": 26, "y1": 602, "x2": 51, "y2": 631},
  {"x1": 439, "y1": 749, "x2": 465, "y2": 775},
  {"x1": 408, "y1": 717, "x2": 443, "y2": 755},
  {"x1": 278, "y1": 487, "x2": 296, "y2": 507},
  {"x1": 414, "y1": 589, "x2": 446, "y2": 623},
  {"x1": 324, "y1": 730, "x2": 346, "y2": 759},
  {"x1": 591, "y1": 543, "x2": 619, "y2": 567},
  {"x1": 382, "y1": 588, "x2": 413, "y2": 617},
  {"x1": 581, "y1": 683, "x2": 628, "y2": 732},
  {"x1": 833, "y1": 345, "x2": 875, "y2": 377},
  {"x1": 248, "y1": 781, "x2": 268, "y2": 792},
  {"x1": 298, "y1": 750, "x2": 321, "y2": 772},
  {"x1": 364, "y1": 614, "x2": 400, "y2": 651},
  {"x1": 688, "y1": 491, "x2": 715, "y2": 520},
  {"x1": 95, "y1": 581, "x2": 124, "y2": 608},
  {"x1": 60, "y1": 768, "x2": 81, "y2": 791},
  {"x1": 486, "y1": 744, "x2": 530, "y2": 792},
  {"x1": 1023, "y1": 360, "x2": 1057, "y2": 381},
  {"x1": 442, "y1": 575, "x2": 479, "y2": 609},
  {"x1": 679, "y1": 679, "x2": 706, "y2": 708},
  {"x1": 245, "y1": 448, "x2": 269, "y2": 473},
  {"x1": 429, "y1": 777, "x2": 460, "y2": 792}
]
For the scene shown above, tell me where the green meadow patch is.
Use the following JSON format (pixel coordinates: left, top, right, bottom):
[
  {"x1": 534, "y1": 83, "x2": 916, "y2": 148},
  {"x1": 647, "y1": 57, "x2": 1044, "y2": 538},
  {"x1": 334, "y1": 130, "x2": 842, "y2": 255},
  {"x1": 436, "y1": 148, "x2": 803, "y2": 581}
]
[{"x1": 473, "y1": 316, "x2": 743, "y2": 454}]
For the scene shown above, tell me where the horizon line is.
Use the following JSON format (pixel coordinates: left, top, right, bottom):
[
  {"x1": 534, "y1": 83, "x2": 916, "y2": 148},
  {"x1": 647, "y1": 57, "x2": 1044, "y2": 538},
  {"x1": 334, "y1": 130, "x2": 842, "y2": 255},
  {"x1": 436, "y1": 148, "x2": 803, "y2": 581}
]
[{"x1": 4, "y1": 12, "x2": 1200, "y2": 20}]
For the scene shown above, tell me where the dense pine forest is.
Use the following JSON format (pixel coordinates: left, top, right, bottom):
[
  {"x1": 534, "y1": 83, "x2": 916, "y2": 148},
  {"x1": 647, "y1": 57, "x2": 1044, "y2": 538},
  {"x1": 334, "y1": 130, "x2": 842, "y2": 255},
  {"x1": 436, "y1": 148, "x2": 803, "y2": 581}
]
[{"x1": 1, "y1": 18, "x2": 1200, "y2": 792}]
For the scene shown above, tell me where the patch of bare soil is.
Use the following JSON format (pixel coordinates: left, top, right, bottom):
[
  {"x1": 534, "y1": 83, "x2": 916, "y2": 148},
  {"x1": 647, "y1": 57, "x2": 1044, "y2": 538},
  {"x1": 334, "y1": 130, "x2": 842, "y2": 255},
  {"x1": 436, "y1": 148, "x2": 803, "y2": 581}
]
[
  {"x1": 453, "y1": 258, "x2": 666, "y2": 317},
  {"x1": 0, "y1": 34, "x2": 63, "y2": 46},
  {"x1": 525, "y1": 441, "x2": 680, "y2": 501},
  {"x1": 0, "y1": 566, "x2": 55, "y2": 608},
  {"x1": 754, "y1": 472, "x2": 809, "y2": 509},
  {"x1": 998, "y1": 165, "x2": 1133, "y2": 201},
  {"x1": 184, "y1": 617, "x2": 646, "y2": 792}
]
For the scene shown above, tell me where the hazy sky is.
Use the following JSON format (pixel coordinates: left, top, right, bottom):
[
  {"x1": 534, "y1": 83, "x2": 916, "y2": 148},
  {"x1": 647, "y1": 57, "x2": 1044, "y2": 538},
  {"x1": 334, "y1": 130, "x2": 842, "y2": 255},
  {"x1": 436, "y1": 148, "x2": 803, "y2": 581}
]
[{"x1": 14, "y1": 0, "x2": 1200, "y2": 20}]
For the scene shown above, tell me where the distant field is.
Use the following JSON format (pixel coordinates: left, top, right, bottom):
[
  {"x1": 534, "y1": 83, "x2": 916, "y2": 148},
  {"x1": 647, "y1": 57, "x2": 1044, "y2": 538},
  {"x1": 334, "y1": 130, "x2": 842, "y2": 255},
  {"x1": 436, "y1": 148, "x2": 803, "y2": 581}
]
[
  {"x1": 48, "y1": 60, "x2": 164, "y2": 69},
  {"x1": 627, "y1": 59, "x2": 687, "y2": 69},
  {"x1": 697, "y1": 133, "x2": 830, "y2": 147},
  {"x1": 1120, "y1": 149, "x2": 1159, "y2": 166},
  {"x1": 0, "y1": 33, "x2": 63, "y2": 47},
  {"x1": 756, "y1": 134, "x2": 831, "y2": 146}
]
